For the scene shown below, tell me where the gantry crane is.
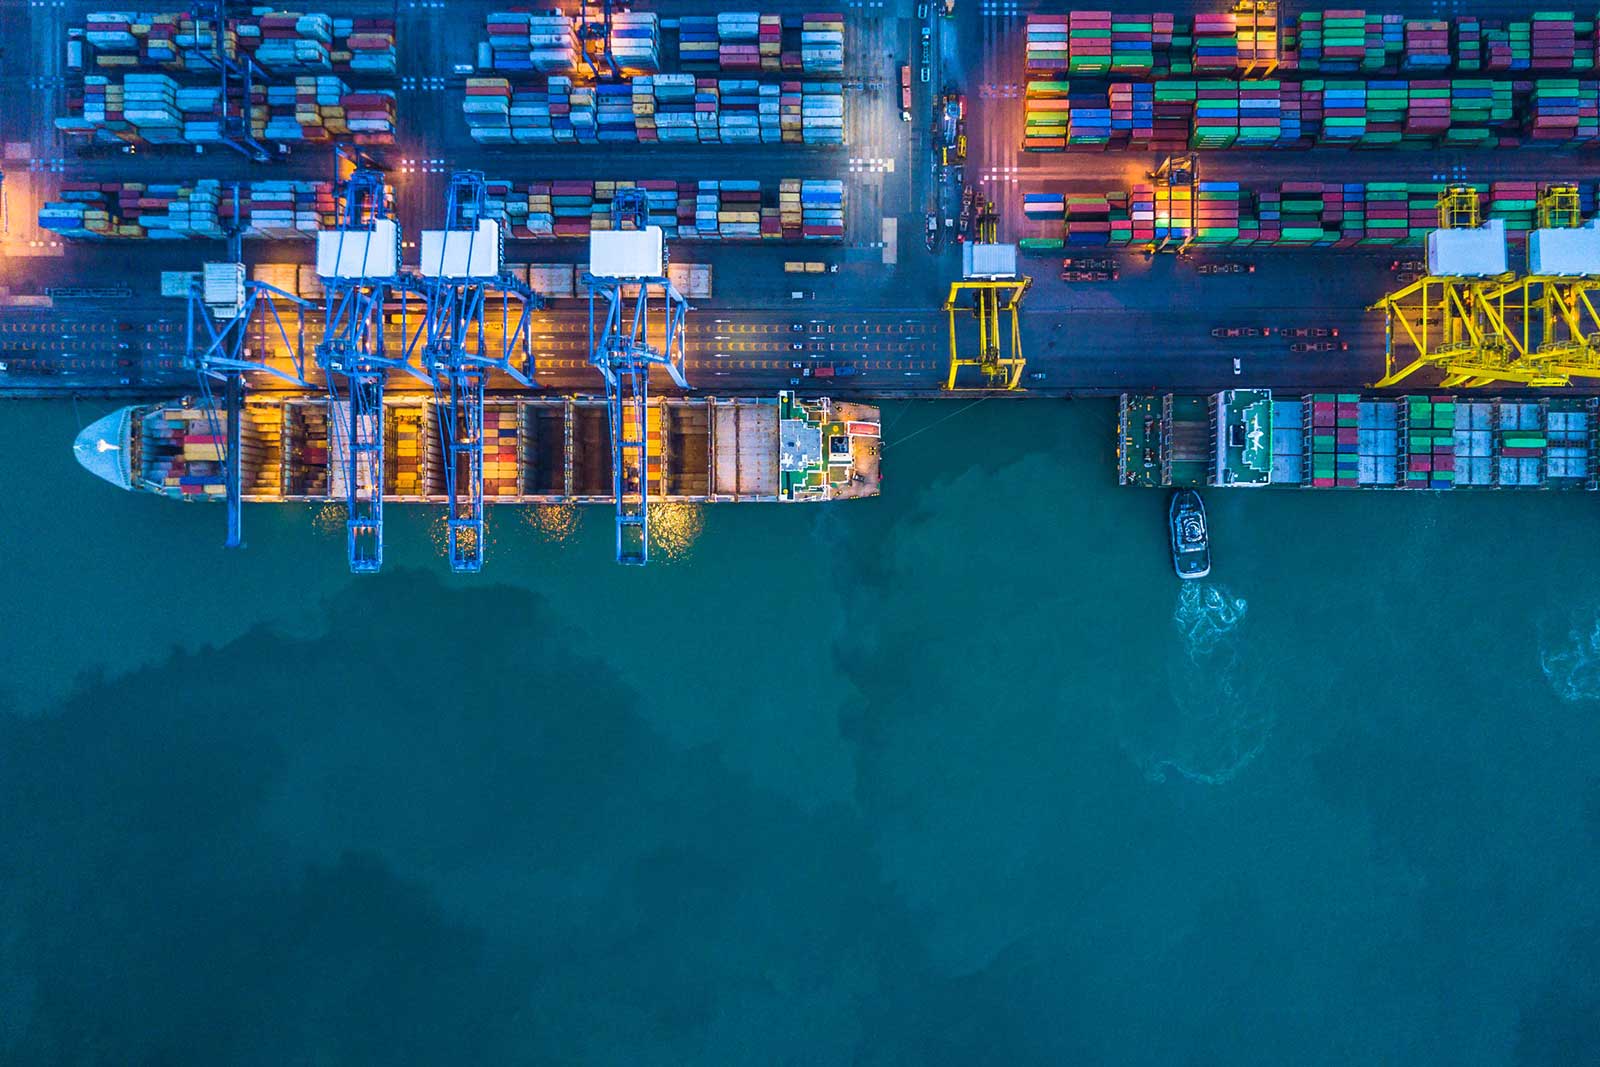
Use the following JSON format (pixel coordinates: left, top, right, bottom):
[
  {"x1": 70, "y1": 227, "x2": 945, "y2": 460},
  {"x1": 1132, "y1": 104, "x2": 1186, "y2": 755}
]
[
  {"x1": 315, "y1": 162, "x2": 428, "y2": 573},
  {"x1": 576, "y1": 0, "x2": 623, "y2": 80},
  {"x1": 943, "y1": 201, "x2": 1031, "y2": 389},
  {"x1": 419, "y1": 171, "x2": 542, "y2": 572},
  {"x1": 1478, "y1": 184, "x2": 1600, "y2": 384},
  {"x1": 1233, "y1": 1, "x2": 1279, "y2": 77},
  {"x1": 1372, "y1": 184, "x2": 1600, "y2": 389},
  {"x1": 583, "y1": 188, "x2": 689, "y2": 565},
  {"x1": 187, "y1": 182, "x2": 313, "y2": 548},
  {"x1": 190, "y1": 0, "x2": 270, "y2": 161},
  {"x1": 1368, "y1": 185, "x2": 1564, "y2": 388},
  {"x1": 1148, "y1": 154, "x2": 1197, "y2": 254}
]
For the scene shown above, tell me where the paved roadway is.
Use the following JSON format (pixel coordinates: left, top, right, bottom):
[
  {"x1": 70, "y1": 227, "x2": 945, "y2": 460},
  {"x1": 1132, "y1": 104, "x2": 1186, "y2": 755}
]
[{"x1": 3, "y1": 0, "x2": 1593, "y2": 400}]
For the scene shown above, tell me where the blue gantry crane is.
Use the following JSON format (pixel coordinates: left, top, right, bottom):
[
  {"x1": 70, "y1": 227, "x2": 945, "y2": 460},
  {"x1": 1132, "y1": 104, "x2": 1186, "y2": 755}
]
[
  {"x1": 187, "y1": 182, "x2": 313, "y2": 548},
  {"x1": 583, "y1": 188, "x2": 690, "y2": 565},
  {"x1": 315, "y1": 161, "x2": 428, "y2": 573},
  {"x1": 191, "y1": 0, "x2": 270, "y2": 162},
  {"x1": 419, "y1": 171, "x2": 542, "y2": 572},
  {"x1": 576, "y1": 0, "x2": 623, "y2": 81}
]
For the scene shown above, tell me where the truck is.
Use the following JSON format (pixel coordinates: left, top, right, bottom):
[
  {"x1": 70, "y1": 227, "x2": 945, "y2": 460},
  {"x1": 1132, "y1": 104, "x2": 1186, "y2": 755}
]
[
  {"x1": 937, "y1": 93, "x2": 967, "y2": 166},
  {"x1": 900, "y1": 64, "x2": 912, "y2": 121}
]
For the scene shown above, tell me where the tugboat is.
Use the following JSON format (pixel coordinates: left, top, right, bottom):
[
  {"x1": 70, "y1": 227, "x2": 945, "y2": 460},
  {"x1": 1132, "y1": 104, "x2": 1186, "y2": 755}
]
[{"x1": 1169, "y1": 489, "x2": 1211, "y2": 580}]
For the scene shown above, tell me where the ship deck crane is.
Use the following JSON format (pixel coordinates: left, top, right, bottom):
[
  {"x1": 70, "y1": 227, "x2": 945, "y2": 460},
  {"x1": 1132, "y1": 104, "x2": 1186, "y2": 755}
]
[
  {"x1": 583, "y1": 187, "x2": 689, "y2": 565},
  {"x1": 315, "y1": 161, "x2": 428, "y2": 573},
  {"x1": 187, "y1": 182, "x2": 313, "y2": 548},
  {"x1": 943, "y1": 201, "x2": 1031, "y2": 389},
  {"x1": 420, "y1": 171, "x2": 542, "y2": 572}
]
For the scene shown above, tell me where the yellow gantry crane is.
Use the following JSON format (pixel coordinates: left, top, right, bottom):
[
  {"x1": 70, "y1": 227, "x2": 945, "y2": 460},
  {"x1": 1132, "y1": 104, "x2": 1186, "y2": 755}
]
[
  {"x1": 1371, "y1": 185, "x2": 1567, "y2": 388},
  {"x1": 1233, "y1": 1, "x2": 1279, "y2": 78},
  {"x1": 943, "y1": 202, "x2": 1032, "y2": 390},
  {"x1": 1482, "y1": 184, "x2": 1600, "y2": 383}
]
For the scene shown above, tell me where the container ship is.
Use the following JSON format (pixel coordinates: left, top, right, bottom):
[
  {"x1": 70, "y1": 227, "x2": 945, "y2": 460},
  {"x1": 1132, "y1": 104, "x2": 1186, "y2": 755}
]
[
  {"x1": 75, "y1": 391, "x2": 880, "y2": 505},
  {"x1": 1120, "y1": 389, "x2": 1597, "y2": 491}
]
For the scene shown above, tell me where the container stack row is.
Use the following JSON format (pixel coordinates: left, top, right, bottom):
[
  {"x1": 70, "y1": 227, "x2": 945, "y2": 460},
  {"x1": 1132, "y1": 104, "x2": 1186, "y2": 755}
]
[
  {"x1": 57, "y1": 72, "x2": 396, "y2": 146},
  {"x1": 140, "y1": 407, "x2": 228, "y2": 497},
  {"x1": 1401, "y1": 397, "x2": 1457, "y2": 489},
  {"x1": 73, "y1": 10, "x2": 396, "y2": 75},
  {"x1": 39, "y1": 180, "x2": 335, "y2": 240},
  {"x1": 1265, "y1": 396, "x2": 1599, "y2": 488},
  {"x1": 464, "y1": 76, "x2": 843, "y2": 145},
  {"x1": 475, "y1": 10, "x2": 659, "y2": 75},
  {"x1": 478, "y1": 10, "x2": 847, "y2": 76},
  {"x1": 236, "y1": 12, "x2": 396, "y2": 75},
  {"x1": 481, "y1": 11, "x2": 574, "y2": 73},
  {"x1": 1021, "y1": 180, "x2": 1597, "y2": 249},
  {"x1": 463, "y1": 178, "x2": 843, "y2": 242},
  {"x1": 1023, "y1": 10, "x2": 1598, "y2": 79},
  {"x1": 287, "y1": 404, "x2": 331, "y2": 498},
  {"x1": 385, "y1": 406, "x2": 433, "y2": 499},
  {"x1": 1021, "y1": 77, "x2": 1600, "y2": 150},
  {"x1": 261, "y1": 77, "x2": 397, "y2": 144},
  {"x1": 1302, "y1": 394, "x2": 1365, "y2": 488},
  {"x1": 483, "y1": 405, "x2": 521, "y2": 499}
]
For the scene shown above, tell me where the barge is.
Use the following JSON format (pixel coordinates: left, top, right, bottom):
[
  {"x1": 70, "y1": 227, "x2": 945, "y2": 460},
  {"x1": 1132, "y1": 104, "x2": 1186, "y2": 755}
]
[{"x1": 75, "y1": 391, "x2": 880, "y2": 505}]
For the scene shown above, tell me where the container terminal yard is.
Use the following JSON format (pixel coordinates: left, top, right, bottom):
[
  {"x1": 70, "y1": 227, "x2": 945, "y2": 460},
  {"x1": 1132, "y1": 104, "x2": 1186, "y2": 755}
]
[{"x1": 6, "y1": 0, "x2": 1600, "y2": 568}]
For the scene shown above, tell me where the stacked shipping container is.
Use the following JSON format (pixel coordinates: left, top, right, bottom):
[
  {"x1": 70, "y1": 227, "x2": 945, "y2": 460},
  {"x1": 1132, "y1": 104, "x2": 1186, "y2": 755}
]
[
  {"x1": 1022, "y1": 76, "x2": 1596, "y2": 150},
  {"x1": 1025, "y1": 9, "x2": 1599, "y2": 79},
  {"x1": 463, "y1": 76, "x2": 843, "y2": 145},
  {"x1": 73, "y1": 10, "x2": 396, "y2": 75},
  {"x1": 1021, "y1": 180, "x2": 1597, "y2": 249},
  {"x1": 457, "y1": 178, "x2": 843, "y2": 242},
  {"x1": 39, "y1": 179, "x2": 336, "y2": 240}
]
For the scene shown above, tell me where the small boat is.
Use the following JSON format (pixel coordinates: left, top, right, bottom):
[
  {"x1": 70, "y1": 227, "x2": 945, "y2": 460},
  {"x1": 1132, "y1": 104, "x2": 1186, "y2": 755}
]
[{"x1": 1169, "y1": 489, "x2": 1211, "y2": 580}]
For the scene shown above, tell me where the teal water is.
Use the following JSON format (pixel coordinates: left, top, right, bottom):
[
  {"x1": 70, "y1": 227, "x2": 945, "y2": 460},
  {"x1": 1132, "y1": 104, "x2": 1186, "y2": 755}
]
[{"x1": 3, "y1": 397, "x2": 1600, "y2": 1064}]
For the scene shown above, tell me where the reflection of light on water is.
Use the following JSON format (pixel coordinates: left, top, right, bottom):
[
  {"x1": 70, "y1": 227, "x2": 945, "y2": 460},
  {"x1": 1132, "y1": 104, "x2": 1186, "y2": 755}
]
[
  {"x1": 312, "y1": 503, "x2": 346, "y2": 538},
  {"x1": 1541, "y1": 610, "x2": 1600, "y2": 701},
  {"x1": 429, "y1": 512, "x2": 449, "y2": 556},
  {"x1": 524, "y1": 504, "x2": 580, "y2": 543},
  {"x1": 427, "y1": 511, "x2": 494, "y2": 561},
  {"x1": 1139, "y1": 582, "x2": 1271, "y2": 787},
  {"x1": 648, "y1": 502, "x2": 703, "y2": 562}
]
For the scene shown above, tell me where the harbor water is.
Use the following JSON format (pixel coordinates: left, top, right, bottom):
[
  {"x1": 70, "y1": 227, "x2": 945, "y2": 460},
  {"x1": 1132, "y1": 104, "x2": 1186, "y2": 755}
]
[{"x1": 3, "y1": 396, "x2": 1599, "y2": 1064}]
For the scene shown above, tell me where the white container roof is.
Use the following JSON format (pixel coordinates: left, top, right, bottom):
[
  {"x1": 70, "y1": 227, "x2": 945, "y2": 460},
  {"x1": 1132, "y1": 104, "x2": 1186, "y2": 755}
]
[
  {"x1": 1529, "y1": 219, "x2": 1600, "y2": 277},
  {"x1": 417, "y1": 220, "x2": 502, "y2": 280},
  {"x1": 1426, "y1": 220, "x2": 1508, "y2": 278},
  {"x1": 588, "y1": 227, "x2": 665, "y2": 279},
  {"x1": 316, "y1": 219, "x2": 400, "y2": 280},
  {"x1": 962, "y1": 242, "x2": 1018, "y2": 280}
]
